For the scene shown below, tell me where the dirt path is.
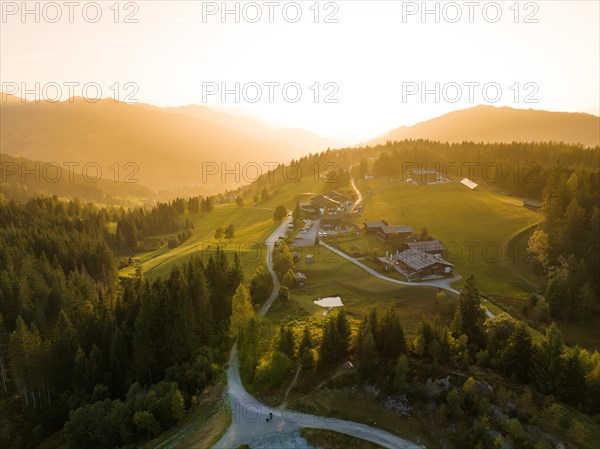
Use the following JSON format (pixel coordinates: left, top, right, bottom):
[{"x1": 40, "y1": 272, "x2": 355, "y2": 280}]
[{"x1": 282, "y1": 366, "x2": 301, "y2": 407}]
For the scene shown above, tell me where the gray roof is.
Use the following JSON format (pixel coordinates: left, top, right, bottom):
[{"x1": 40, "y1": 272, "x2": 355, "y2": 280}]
[
  {"x1": 379, "y1": 225, "x2": 414, "y2": 235},
  {"x1": 364, "y1": 221, "x2": 386, "y2": 228},
  {"x1": 321, "y1": 213, "x2": 345, "y2": 221},
  {"x1": 311, "y1": 195, "x2": 341, "y2": 208},
  {"x1": 411, "y1": 169, "x2": 439, "y2": 175},
  {"x1": 406, "y1": 240, "x2": 445, "y2": 253},
  {"x1": 394, "y1": 249, "x2": 453, "y2": 271},
  {"x1": 524, "y1": 199, "x2": 542, "y2": 208},
  {"x1": 325, "y1": 190, "x2": 352, "y2": 203}
]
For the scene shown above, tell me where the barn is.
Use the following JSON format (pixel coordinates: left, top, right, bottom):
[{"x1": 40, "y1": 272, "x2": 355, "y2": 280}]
[
  {"x1": 393, "y1": 249, "x2": 453, "y2": 280},
  {"x1": 363, "y1": 221, "x2": 387, "y2": 234},
  {"x1": 405, "y1": 240, "x2": 446, "y2": 255},
  {"x1": 377, "y1": 225, "x2": 414, "y2": 242}
]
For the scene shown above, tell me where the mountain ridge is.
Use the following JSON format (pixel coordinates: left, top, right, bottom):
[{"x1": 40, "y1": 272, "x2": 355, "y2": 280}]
[{"x1": 367, "y1": 105, "x2": 600, "y2": 148}]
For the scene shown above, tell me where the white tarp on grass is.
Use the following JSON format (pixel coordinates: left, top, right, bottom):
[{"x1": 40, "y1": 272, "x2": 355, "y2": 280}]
[
  {"x1": 313, "y1": 296, "x2": 344, "y2": 308},
  {"x1": 460, "y1": 178, "x2": 478, "y2": 190}
]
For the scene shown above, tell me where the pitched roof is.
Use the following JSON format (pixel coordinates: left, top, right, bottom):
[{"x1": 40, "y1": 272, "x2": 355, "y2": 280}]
[
  {"x1": 524, "y1": 199, "x2": 542, "y2": 208},
  {"x1": 321, "y1": 212, "x2": 345, "y2": 221},
  {"x1": 411, "y1": 169, "x2": 439, "y2": 175},
  {"x1": 364, "y1": 221, "x2": 386, "y2": 229},
  {"x1": 311, "y1": 194, "x2": 341, "y2": 208},
  {"x1": 406, "y1": 240, "x2": 445, "y2": 253},
  {"x1": 394, "y1": 249, "x2": 453, "y2": 271},
  {"x1": 379, "y1": 225, "x2": 414, "y2": 235},
  {"x1": 325, "y1": 190, "x2": 352, "y2": 203}
]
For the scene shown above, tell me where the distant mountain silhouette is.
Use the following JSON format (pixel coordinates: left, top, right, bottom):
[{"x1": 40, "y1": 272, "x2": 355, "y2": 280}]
[
  {"x1": 368, "y1": 106, "x2": 600, "y2": 148},
  {"x1": 165, "y1": 104, "x2": 341, "y2": 153},
  {"x1": 0, "y1": 153, "x2": 152, "y2": 205},
  {"x1": 0, "y1": 95, "x2": 338, "y2": 194}
]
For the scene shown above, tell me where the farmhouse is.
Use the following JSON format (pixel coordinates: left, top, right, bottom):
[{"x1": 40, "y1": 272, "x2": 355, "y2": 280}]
[
  {"x1": 326, "y1": 190, "x2": 353, "y2": 205},
  {"x1": 378, "y1": 225, "x2": 414, "y2": 242},
  {"x1": 299, "y1": 201, "x2": 319, "y2": 219},
  {"x1": 393, "y1": 249, "x2": 453, "y2": 280},
  {"x1": 405, "y1": 240, "x2": 446, "y2": 255},
  {"x1": 321, "y1": 212, "x2": 345, "y2": 227},
  {"x1": 363, "y1": 221, "x2": 387, "y2": 234},
  {"x1": 311, "y1": 194, "x2": 341, "y2": 213},
  {"x1": 310, "y1": 190, "x2": 353, "y2": 215}
]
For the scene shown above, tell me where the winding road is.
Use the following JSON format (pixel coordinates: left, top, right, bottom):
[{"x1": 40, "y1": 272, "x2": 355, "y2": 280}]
[{"x1": 212, "y1": 218, "x2": 423, "y2": 449}]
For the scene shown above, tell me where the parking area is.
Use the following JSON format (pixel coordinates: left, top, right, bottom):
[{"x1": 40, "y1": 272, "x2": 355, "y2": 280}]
[{"x1": 293, "y1": 219, "x2": 319, "y2": 247}]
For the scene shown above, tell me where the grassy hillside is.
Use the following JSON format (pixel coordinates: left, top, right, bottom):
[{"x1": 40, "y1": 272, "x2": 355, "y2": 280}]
[
  {"x1": 351, "y1": 179, "x2": 543, "y2": 297},
  {"x1": 0, "y1": 96, "x2": 322, "y2": 195},
  {"x1": 119, "y1": 204, "x2": 277, "y2": 280}
]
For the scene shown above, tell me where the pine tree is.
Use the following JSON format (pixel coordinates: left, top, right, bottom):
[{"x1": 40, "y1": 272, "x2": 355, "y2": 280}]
[
  {"x1": 277, "y1": 326, "x2": 295, "y2": 359},
  {"x1": 335, "y1": 310, "x2": 351, "y2": 361},
  {"x1": 393, "y1": 354, "x2": 409, "y2": 391},
  {"x1": 292, "y1": 201, "x2": 302, "y2": 222},
  {"x1": 299, "y1": 326, "x2": 313, "y2": 351},
  {"x1": 562, "y1": 347, "x2": 587, "y2": 405},
  {"x1": 501, "y1": 322, "x2": 533, "y2": 382},
  {"x1": 530, "y1": 323, "x2": 565, "y2": 395},
  {"x1": 454, "y1": 275, "x2": 485, "y2": 347},
  {"x1": 185, "y1": 258, "x2": 213, "y2": 342},
  {"x1": 358, "y1": 328, "x2": 376, "y2": 381},
  {"x1": 380, "y1": 308, "x2": 406, "y2": 360},
  {"x1": 318, "y1": 318, "x2": 338, "y2": 371}
]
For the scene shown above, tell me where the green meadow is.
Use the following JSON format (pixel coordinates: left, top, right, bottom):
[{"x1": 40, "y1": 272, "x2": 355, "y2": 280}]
[
  {"x1": 349, "y1": 179, "x2": 543, "y2": 297},
  {"x1": 119, "y1": 204, "x2": 277, "y2": 280},
  {"x1": 268, "y1": 245, "x2": 454, "y2": 334}
]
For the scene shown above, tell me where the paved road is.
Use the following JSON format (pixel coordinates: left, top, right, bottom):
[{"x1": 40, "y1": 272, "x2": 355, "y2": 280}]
[
  {"x1": 259, "y1": 217, "x2": 291, "y2": 315},
  {"x1": 350, "y1": 177, "x2": 363, "y2": 213},
  {"x1": 212, "y1": 218, "x2": 424, "y2": 449}
]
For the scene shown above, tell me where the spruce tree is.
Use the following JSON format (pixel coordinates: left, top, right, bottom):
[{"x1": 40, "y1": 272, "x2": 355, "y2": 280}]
[
  {"x1": 530, "y1": 323, "x2": 565, "y2": 395},
  {"x1": 454, "y1": 275, "x2": 485, "y2": 347},
  {"x1": 501, "y1": 322, "x2": 533, "y2": 382}
]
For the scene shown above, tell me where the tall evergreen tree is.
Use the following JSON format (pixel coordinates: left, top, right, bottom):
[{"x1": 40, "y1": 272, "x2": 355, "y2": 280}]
[
  {"x1": 454, "y1": 276, "x2": 485, "y2": 347},
  {"x1": 562, "y1": 347, "x2": 587, "y2": 406},
  {"x1": 530, "y1": 323, "x2": 565, "y2": 395},
  {"x1": 500, "y1": 322, "x2": 533, "y2": 382}
]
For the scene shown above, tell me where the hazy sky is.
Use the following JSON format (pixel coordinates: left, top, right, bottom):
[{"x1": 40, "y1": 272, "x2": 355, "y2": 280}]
[{"x1": 1, "y1": 1, "x2": 599, "y2": 143}]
